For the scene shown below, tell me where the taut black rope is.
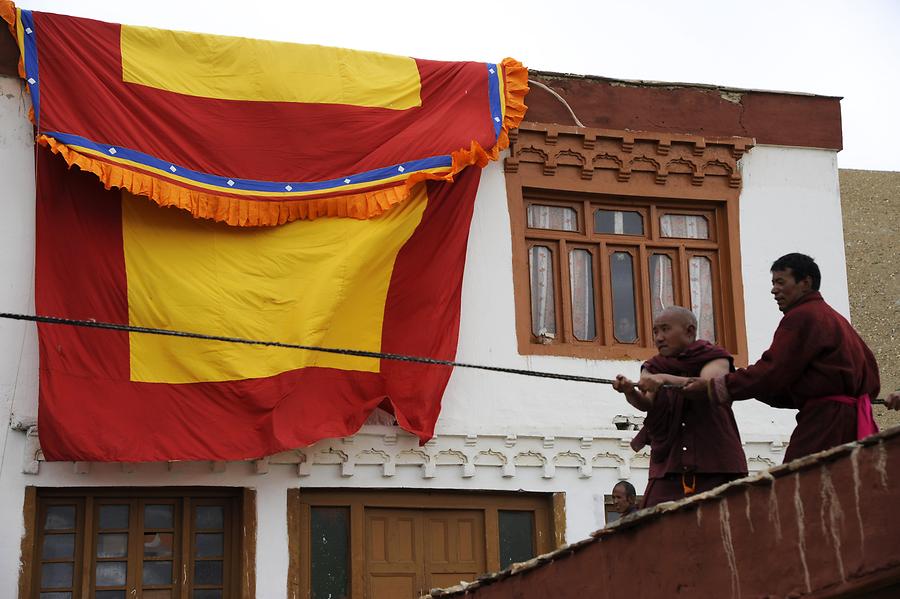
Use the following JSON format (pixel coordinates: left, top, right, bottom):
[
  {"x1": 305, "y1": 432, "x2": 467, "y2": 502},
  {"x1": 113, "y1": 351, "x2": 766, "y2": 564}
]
[{"x1": 0, "y1": 312, "x2": 887, "y2": 403}]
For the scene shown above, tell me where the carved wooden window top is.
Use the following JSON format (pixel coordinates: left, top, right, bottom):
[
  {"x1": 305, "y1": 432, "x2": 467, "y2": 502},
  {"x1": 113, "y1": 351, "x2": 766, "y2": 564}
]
[{"x1": 504, "y1": 122, "x2": 753, "y2": 363}]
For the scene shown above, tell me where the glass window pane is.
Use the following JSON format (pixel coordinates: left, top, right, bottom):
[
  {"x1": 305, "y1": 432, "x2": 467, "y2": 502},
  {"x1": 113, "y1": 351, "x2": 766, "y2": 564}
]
[
  {"x1": 568, "y1": 249, "x2": 596, "y2": 341},
  {"x1": 99, "y1": 505, "x2": 129, "y2": 530},
  {"x1": 611, "y1": 252, "x2": 638, "y2": 343},
  {"x1": 42, "y1": 534, "x2": 75, "y2": 559},
  {"x1": 499, "y1": 510, "x2": 535, "y2": 569},
  {"x1": 97, "y1": 534, "x2": 128, "y2": 558},
  {"x1": 689, "y1": 257, "x2": 716, "y2": 342},
  {"x1": 95, "y1": 561, "x2": 127, "y2": 586},
  {"x1": 310, "y1": 507, "x2": 349, "y2": 599},
  {"x1": 144, "y1": 533, "x2": 174, "y2": 558},
  {"x1": 95, "y1": 592, "x2": 125, "y2": 599},
  {"x1": 195, "y1": 533, "x2": 223, "y2": 558},
  {"x1": 529, "y1": 246, "x2": 556, "y2": 338},
  {"x1": 142, "y1": 560, "x2": 173, "y2": 585},
  {"x1": 144, "y1": 505, "x2": 174, "y2": 529},
  {"x1": 526, "y1": 204, "x2": 577, "y2": 232},
  {"x1": 195, "y1": 506, "x2": 224, "y2": 530},
  {"x1": 39, "y1": 593, "x2": 72, "y2": 599},
  {"x1": 194, "y1": 560, "x2": 223, "y2": 585},
  {"x1": 44, "y1": 506, "x2": 76, "y2": 530},
  {"x1": 660, "y1": 214, "x2": 709, "y2": 239},
  {"x1": 595, "y1": 210, "x2": 643, "y2": 235},
  {"x1": 192, "y1": 591, "x2": 222, "y2": 599},
  {"x1": 649, "y1": 254, "x2": 675, "y2": 321},
  {"x1": 41, "y1": 562, "x2": 74, "y2": 588}
]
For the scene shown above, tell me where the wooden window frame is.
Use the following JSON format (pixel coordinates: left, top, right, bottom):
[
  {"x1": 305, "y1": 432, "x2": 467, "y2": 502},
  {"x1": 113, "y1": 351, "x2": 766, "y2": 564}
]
[
  {"x1": 505, "y1": 124, "x2": 750, "y2": 365},
  {"x1": 287, "y1": 489, "x2": 560, "y2": 599},
  {"x1": 19, "y1": 487, "x2": 256, "y2": 599}
]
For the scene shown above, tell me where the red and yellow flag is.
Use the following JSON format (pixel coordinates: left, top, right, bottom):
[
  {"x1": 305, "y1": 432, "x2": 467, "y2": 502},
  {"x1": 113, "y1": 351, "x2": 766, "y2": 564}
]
[{"x1": 1, "y1": 3, "x2": 528, "y2": 461}]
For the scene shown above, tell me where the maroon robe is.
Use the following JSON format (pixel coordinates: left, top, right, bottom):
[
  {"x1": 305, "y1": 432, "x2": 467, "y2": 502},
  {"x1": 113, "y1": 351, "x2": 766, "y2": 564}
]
[
  {"x1": 711, "y1": 292, "x2": 880, "y2": 462},
  {"x1": 632, "y1": 340, "x2": 747, "y2": 507}
]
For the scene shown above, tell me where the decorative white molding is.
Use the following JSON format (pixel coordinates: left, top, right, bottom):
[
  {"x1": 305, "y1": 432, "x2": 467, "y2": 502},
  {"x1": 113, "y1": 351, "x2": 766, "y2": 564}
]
[
  {"x1": 19, "y1": 426, "x2": 790, "y2": 482},
  {"x1": 748, "y1": 455, "x2": 778, "y2": 471},
  {"x1": 22, "y1": 426, "x2": 41, "y2": 475}
]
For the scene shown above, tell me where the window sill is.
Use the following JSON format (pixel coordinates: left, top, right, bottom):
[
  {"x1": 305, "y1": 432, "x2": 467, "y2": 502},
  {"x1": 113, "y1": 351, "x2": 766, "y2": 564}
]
[{"x1": 520, "y1": 341, "x2": 658, "y2": 362}]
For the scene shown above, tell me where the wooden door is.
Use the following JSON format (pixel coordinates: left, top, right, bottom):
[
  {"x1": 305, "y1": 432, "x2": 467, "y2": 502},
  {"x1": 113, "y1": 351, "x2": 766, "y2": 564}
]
[
  {"x1": 365, "y1": 508, "x2": 422, "y2": 599},
  {"x1": 364, "y1": 508, "x2": 485, "y2": 599},
  {"x1": 423, "y1": 509, "x2": 485, "y2": 592}
]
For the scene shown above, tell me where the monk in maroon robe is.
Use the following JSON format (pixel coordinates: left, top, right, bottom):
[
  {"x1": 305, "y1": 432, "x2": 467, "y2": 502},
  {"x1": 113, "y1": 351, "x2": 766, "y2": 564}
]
[
  {"x1": 613, "y1": 307, "x2": 747, "y2": 508},
  {"x1": 685, "y1": 253, "x2": 880, "y2": 463}
]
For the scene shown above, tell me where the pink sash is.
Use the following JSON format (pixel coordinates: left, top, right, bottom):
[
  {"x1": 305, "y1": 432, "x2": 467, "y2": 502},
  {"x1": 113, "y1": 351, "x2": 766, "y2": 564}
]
[{"x1": 812, "y1": 394, "x2": 879, "y2": 440}]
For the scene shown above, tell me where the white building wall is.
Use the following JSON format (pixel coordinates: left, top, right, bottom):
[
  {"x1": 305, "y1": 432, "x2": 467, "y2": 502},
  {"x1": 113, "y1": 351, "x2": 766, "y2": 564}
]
[{"x1": 0, "y1": 74, "x2": 851, "y2": 597}]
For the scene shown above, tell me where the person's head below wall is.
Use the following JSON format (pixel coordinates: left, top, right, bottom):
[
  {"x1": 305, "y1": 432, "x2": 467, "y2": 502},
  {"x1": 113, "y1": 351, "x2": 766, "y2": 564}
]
[
  {"x1": 770, "y1": 253, "x2": 821, "y2": 312},
  {"x1": 612, "y1": 480, "x2": 637, "y2": 515}
]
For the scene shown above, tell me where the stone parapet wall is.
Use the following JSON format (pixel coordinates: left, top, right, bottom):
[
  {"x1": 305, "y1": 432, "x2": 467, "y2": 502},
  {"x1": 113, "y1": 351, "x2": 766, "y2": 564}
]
[{"x1": 427, "y1": 426, "x2": 900, "y2": 598}]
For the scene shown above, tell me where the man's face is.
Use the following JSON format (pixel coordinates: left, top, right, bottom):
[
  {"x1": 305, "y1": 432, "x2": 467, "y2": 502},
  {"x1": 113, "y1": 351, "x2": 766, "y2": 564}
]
[
  {"x1": 652, "y1": 311, "x2": 695, "y2": 357},
  {"x1": 612, "y1": 484, "x2": 635, "y2": 513},
  {"x1": 771, "y1": 269, "x2": 812, "y2": 312}
]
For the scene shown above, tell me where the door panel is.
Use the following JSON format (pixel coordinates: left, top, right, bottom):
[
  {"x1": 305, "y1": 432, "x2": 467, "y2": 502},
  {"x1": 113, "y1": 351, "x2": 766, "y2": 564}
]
[
  {"x1": 369, "y1": 573, "x2": 418, "y2": 599},
  {"x1": 364, "y1": 508, "x2": 486, "y2": 599},
  {"x1": 365, "y1": 509, "x2": 423, "y2": 598},
  {"x1": 423, "y1": 510, "x2": 484, "y2": 593}
]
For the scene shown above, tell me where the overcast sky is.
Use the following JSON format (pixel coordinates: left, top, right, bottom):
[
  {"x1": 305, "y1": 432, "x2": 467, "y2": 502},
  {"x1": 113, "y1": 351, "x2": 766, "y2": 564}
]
[{"x1": 18, "y1": 0, "x2": 900, "y2": 171}]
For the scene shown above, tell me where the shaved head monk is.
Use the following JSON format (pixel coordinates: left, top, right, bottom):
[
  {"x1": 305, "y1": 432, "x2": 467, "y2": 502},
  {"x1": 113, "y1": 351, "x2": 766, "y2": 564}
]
[
  {"x1": 684, "y1": 253, "x2": 880, "y2": 462},
  {"x1": 612, "y1": 306, "x2": 747, "y2": 508}
]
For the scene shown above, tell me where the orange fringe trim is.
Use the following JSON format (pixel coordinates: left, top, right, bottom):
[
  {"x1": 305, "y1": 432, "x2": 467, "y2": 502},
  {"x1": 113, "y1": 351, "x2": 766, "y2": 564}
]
[
  {"x1": 3, "y1": 4, "x2": 527, "y2": 226},
  {"x1": 38, "y1": 57, "x2": 528, "y2": 226},
  {"x1": 4, "y1": 2, "x2": 527, "y2": 226},
  {"x1": 2, "y1": 1, "x2": 33, "y2": 123}
]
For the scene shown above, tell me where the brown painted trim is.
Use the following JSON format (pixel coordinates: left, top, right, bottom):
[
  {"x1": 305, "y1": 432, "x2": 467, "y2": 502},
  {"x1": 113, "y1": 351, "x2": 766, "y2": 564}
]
[
  {"x1": 551, "y1": 493, "x2": 566, "y2": 549},
  {"x1": 79, "y1": 497, "x2": 92, "y2": 598},
  {"x1": 179, "y1": 497, "x2": 191, "y2": 599},
  {"x1": 483, "y1": 508, "x2": 501, "y2": 574},
  {"x1": 0, "y1": 24, "x2": 19, "y2": 78},
  {"x1": 286, "y1": 488, "x2": 301, "y2": 599},
  {"x1": 505, "y1": 123, "x2": 750, "y2": 366},
  {"x1": 240, "y1": 488, "x2": 256, "y2": 599},
  {"x1": 527, "y1": 72, "x2": 842, "y2": 151},
  {"x1": 17, "y1": 487, "x2": 36, "y2": 599}
]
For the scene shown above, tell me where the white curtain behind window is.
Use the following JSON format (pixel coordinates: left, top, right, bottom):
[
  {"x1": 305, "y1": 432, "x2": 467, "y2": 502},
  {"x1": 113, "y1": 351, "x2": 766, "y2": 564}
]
[
  {"x1": 660, "y1": 214, "x2": 708, "y2": 239},
  {"x1": 689, "y1": 256, "x2": 716, "y2": 342},
  {"x1": 569, "y1": 249, "x2": 595, "y2": 340},
  {"x1": 649, "y1": 254, "x2": 675, "y2": 320},
  {"x1": 527, "y1": 206, "x2": 576, "y2": 338},
  {"x1": 530, "y1": 246, "x2": 556, "y2": 337}
]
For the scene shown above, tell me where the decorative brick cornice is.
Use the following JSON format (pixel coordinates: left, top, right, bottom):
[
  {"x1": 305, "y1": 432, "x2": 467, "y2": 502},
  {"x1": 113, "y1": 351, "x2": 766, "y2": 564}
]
[
  {"x1": 22, "y1": 425, "x2": 788, "y2": 481},
  {"x1": 505, "y1": 122, "x2": 754, "y2": 191}
]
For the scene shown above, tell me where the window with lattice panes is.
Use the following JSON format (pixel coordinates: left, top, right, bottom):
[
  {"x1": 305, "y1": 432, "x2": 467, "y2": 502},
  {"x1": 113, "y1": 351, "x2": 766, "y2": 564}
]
[
  {"x1": 523, "y1": 194, "x2": 730, "y2": 358},
  {"x1": 29, "y1": 488, "x2": 245, "y2": 599}
]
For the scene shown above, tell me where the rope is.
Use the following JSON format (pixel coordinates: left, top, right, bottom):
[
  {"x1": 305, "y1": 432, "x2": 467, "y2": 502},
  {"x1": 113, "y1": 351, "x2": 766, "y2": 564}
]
[
  {"x1": 529, "y1": 80, "x2": 586, "y2": 128},
  {"x1": 0, "y1": 312, "x2": 620, "y2": 386},
  {"x1": 0, "y1": 312, "x2": 886, "y2": 403}
]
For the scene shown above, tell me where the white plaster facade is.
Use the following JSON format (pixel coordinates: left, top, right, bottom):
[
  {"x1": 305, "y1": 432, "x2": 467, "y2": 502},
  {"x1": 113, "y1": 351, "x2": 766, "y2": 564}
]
[{"x1": 0, "y1": 72, "x2": 852, "y2": 597}]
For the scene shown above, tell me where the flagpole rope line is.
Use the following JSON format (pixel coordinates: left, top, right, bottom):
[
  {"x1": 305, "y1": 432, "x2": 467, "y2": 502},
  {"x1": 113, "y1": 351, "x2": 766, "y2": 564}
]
[
  {"x1": 0, "y1": 312, "x2": 886, "y2": 404},
  {"x1": 0, "y1": 312, "x2": 621, "y2": 385}
]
